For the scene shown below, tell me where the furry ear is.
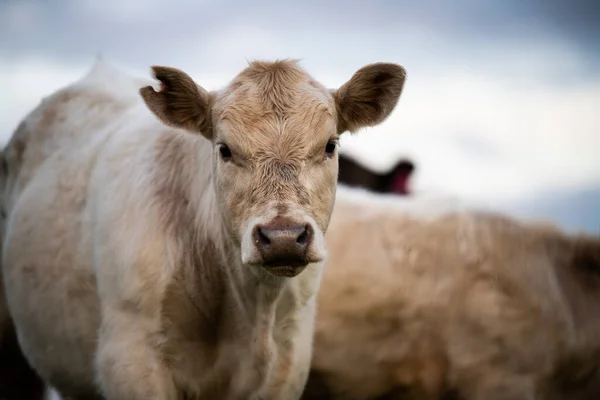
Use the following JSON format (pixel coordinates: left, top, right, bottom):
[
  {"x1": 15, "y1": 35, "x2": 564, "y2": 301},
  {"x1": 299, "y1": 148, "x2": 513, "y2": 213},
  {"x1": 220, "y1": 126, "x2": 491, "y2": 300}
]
[
  {"x1": 334, "y1": 63, "x2": 406, "y2": 134},
  {"x1": 140, "y1": 66, "x2": 212, "y2": 139}
]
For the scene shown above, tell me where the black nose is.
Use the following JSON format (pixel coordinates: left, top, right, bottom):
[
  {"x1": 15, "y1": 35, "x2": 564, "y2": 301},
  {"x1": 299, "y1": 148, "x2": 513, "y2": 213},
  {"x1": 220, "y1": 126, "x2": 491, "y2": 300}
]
[{"x1": 253, "y1": 223, "x2": 313, "y2": 267}]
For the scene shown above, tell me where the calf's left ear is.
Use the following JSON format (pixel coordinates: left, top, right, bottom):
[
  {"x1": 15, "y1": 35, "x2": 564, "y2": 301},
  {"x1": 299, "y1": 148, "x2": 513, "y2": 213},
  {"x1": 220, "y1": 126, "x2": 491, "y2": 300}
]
[
  {"x1": 140, "y1": 66, "x2": 213, "y2": 139},
  {"x1": 334, "y1": 63, "x2": 406, "y2": 134}
]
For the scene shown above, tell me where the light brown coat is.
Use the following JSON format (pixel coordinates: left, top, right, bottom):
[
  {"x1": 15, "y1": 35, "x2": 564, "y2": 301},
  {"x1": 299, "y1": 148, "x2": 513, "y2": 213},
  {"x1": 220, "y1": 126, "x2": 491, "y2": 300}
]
[{"x1": 305, "y1": 186, "x2": 600, "y2": 400}]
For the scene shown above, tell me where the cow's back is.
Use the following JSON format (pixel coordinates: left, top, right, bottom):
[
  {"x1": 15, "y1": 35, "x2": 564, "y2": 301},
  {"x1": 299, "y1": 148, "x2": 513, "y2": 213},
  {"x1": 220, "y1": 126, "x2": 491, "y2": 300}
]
[
  {"x1": 311, "y1": 185, "x2": 593, "y2": 399},
  {"x1": 1, "y1": 59, "x2": 149, "y2": 210}
]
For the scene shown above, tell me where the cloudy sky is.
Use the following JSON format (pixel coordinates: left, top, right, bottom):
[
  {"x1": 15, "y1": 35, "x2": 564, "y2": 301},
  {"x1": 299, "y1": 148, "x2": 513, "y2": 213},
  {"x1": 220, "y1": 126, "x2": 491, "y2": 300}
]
[{"x1": 1, "y1": 0, "x2": 599, "y2": 233}]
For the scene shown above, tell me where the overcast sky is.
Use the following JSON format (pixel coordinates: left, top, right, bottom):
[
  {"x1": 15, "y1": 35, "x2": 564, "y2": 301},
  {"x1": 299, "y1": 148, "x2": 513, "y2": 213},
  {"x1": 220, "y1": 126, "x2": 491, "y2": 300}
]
[{"x1": 1, "y1": 0, "x2": 599, "y2": 233}]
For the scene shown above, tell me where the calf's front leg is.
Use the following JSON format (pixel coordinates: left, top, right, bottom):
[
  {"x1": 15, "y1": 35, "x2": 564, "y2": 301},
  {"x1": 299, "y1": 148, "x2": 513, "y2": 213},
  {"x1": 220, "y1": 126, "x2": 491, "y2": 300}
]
[{"x1": 94, "y1": 311, "x2": 177, "y2": 400}]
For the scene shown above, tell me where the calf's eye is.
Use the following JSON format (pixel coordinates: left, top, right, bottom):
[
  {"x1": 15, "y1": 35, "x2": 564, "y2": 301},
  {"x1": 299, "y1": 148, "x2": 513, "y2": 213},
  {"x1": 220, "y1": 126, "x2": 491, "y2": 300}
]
[
  {"x1": 324, "y1": 140, "x2": 337, "y2": 157},
  {"x1": 219, "y1": 144, "x2": 232, "y2": 161}
]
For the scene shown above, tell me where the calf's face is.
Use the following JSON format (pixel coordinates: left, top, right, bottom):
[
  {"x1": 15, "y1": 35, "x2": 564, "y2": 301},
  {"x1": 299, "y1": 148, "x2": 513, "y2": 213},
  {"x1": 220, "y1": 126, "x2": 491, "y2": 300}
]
[{"x1": 140, "y1": 60, "x2": 405, "y2": 277}]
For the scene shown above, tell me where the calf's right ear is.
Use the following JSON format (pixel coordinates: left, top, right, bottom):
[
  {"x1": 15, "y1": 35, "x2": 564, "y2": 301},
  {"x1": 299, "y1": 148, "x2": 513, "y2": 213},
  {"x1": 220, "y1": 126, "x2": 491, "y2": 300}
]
[{"x1": 140, "y1": 66, "x2": 213, "y2": 139}]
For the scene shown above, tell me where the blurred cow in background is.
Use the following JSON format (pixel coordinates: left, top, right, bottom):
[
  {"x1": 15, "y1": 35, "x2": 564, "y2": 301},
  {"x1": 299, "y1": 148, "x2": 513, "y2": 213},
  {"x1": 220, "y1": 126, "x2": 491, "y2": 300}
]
[
  {"x1": 337, "y1": 154, "x2": 415, "y2": 196},
  {"x1": 302, "y1": 185, "x2": 600, "y2": 400}
]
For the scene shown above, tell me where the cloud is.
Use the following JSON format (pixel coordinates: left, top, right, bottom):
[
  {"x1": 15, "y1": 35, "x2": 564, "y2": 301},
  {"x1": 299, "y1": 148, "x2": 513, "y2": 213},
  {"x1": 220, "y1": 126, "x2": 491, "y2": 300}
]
[{"x1": 2, "y1": 0, "x2": 598, "y2": 68}]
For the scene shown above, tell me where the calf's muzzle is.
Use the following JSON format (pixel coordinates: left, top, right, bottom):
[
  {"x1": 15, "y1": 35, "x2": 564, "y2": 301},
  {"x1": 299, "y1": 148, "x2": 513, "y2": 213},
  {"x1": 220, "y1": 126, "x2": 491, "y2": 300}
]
[{"x1": 252, "y1": 220, "x2": 313, "y2": 268}]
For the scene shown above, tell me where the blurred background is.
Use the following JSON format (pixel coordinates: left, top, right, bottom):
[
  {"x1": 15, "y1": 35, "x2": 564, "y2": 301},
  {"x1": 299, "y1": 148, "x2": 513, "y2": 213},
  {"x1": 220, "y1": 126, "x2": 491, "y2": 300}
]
[{"x1": 1, "y1": 0, "x2": 598, "y2": 234}]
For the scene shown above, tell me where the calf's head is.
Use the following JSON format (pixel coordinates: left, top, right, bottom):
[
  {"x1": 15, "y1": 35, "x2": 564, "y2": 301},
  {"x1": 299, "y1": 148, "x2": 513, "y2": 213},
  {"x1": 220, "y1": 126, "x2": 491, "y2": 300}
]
[{"x1": 140, "y1": 60, "x2": 405, "y2": 277}]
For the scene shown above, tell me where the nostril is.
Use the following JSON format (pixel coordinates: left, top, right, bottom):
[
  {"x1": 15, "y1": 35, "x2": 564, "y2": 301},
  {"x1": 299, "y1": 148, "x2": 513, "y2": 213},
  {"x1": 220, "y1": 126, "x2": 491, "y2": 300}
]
[
  {"x1": 296, "y1": 225, "x2": 311, "y2": 246},
  {"x1": 254, "y1": 226, "x2": 271, "y2": 248}
]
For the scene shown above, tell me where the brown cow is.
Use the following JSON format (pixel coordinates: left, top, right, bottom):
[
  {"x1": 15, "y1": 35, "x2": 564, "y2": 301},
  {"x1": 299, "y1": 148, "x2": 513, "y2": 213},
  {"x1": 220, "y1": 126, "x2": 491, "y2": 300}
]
[
  {"x1": 303, "y1": 185, "x2": 600, "y2": 400},
  {"x1": 0, "y1": 58, "x2": 406, "y2": 399}
]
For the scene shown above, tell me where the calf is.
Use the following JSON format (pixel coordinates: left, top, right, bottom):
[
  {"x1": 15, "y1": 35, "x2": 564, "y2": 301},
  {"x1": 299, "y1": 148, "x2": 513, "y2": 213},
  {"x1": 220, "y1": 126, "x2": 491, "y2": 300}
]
[
  {"x1": 0, "y1": 59, "x2": 406, "y2": 399},
  {"x1": 304, "y1": 186, "x2": 600, "y2": 400}
]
